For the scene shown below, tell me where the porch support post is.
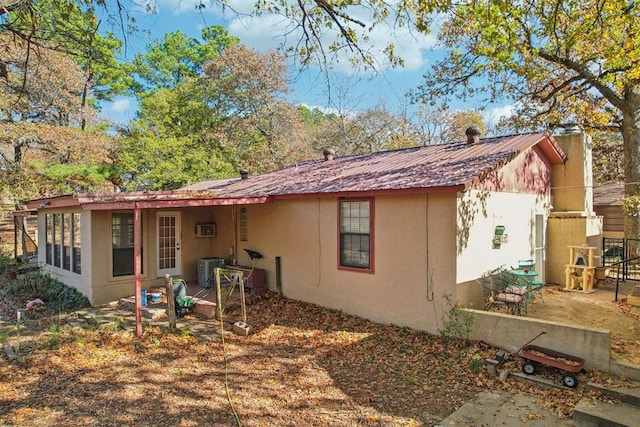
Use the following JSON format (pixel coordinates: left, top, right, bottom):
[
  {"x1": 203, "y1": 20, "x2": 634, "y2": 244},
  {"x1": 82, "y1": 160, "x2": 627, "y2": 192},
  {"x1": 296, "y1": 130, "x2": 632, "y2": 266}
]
[{"x1": 134, "y1": 204, "x2": 142, "y2": 338}]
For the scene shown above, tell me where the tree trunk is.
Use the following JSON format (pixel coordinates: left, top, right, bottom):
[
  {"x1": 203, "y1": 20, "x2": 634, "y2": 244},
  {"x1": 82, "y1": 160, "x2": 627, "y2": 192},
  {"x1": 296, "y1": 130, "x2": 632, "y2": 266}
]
[{"x1": 622, "y1": 86, "x2": 640, "y2": 239}]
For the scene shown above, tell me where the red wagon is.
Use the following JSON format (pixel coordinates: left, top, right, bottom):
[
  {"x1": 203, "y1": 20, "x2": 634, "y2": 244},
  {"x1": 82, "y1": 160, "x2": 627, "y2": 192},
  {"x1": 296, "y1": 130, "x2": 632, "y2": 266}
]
[{"x1": 514, "y1": 332, "x2": 585, "y2": 388}]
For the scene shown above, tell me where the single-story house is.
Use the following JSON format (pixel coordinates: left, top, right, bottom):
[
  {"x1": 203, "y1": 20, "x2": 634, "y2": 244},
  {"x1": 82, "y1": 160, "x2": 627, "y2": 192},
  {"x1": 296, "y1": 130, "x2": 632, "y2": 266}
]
[{"x1": 26, "y1": 130, "x2": 575, "y2": 334}]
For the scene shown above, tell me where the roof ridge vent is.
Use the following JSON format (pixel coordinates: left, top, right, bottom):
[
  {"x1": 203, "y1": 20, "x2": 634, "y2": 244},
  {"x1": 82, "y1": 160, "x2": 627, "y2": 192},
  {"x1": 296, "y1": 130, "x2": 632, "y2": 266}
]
[
  {"x1": 323, "y1": 148, "x2": 335, "y2": 161},
  {"x1": 465, "y1": 126, "x2": 481, "y2": 144}
]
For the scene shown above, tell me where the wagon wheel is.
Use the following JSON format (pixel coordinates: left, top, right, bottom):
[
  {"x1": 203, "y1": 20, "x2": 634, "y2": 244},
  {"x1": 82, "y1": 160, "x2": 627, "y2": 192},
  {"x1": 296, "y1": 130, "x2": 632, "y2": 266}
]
[
  {"x1": 562, "y1": 373, "x2": 578, "y2": 388},
  {"x1": 522, "y1": 361, "x2": 537, "y2": 375}
]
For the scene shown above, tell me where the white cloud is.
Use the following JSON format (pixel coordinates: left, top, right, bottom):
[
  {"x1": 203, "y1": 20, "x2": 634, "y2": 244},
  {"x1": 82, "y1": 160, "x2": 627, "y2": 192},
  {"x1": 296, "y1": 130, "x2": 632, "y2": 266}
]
[
  {"x1": 483, "y1": 104, "x2": 515, "y2": 126},
  {"x1": 228, "y1": 14, "x2": 434, "y2": 73},
  {"x1": 111, "y1": 98, "x2": 132, "y2": 113},
  {"x1": 219, "y1": 0, "x2": 435, "y2": 73},
  {"x1": 150, "y1": 1, "x2": 438, "y2": 74}
]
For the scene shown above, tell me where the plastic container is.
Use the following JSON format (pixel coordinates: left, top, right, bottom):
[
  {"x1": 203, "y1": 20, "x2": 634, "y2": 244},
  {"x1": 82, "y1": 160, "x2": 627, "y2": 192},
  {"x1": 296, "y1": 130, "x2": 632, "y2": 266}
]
[{"x1": 141, "y1": 289, "x2": 147, "y2": 307}]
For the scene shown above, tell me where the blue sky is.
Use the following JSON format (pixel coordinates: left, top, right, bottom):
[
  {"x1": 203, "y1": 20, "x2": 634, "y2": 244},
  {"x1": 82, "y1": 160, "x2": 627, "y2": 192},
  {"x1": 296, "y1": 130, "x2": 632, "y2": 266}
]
[{"x1": 102, "y1": 0, "x2": 513, "y2": 127}]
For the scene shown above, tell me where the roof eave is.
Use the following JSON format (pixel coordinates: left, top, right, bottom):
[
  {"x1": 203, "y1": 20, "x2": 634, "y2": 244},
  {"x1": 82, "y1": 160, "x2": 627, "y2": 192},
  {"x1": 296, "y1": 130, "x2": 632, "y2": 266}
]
[
  {"x1": 541, "y1": 132, "x2": 567, "y2": 164},
  {"x1": 25, "y1": 194, "x2": 79, "y2": 210},
  {"x1": 78, "y1": 196, "x2": 271, "y2": 211},
  {"x1": 271, "y1": 185, "x2": 466, "y2": 200}
]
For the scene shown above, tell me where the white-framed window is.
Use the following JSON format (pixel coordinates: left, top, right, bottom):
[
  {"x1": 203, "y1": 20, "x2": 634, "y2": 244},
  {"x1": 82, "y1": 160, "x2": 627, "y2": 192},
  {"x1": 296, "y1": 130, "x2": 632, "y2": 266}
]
[
  {"x1": 44, "y1": 212, "x2": 81, "y2": 274},
  {"x1": 339, "y1": 198, "x2": 373, "y2": 271},
  {"x1": 72, "y1": 213, "x2": 81, "y2": 274},
  {"x1": 45, "y1": 214, "x2": 53, "y2": 265}
]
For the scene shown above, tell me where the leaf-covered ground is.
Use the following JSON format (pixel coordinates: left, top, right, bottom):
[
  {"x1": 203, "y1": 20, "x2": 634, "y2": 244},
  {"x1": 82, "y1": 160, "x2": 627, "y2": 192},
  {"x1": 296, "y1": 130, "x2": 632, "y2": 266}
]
[{"x1": 1, "y1": 292, "x2": 635, "y2": 427}]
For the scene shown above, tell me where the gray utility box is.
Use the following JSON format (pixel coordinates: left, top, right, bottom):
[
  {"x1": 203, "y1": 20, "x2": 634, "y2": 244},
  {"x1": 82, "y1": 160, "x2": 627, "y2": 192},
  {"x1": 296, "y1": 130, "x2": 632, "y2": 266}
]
[{"x1": 197, "y1": 257, "x2": 226, "y2": 288}]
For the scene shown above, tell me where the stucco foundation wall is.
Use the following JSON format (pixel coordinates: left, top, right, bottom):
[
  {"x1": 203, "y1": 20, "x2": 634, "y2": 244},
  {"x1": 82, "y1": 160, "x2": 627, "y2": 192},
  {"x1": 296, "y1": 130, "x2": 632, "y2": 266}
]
[
  {"x1": 241, "y1": 193, "x2": 458, "y2": 335},
  {"x1": 468, "y1": 309, "x2": 611, "y2": 372}
]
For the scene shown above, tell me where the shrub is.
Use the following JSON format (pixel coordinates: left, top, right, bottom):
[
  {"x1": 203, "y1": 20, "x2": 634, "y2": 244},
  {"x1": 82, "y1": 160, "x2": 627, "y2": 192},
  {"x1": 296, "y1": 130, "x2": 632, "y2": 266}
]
[
  {"x1": 439, "y1": 292, "x2": 476, "y2": 344},
  {"x1": 3, "y1": 272, "x2": 90, "y2": 313},
  {"x1": 0, "y1": 247, "x2": 16, "y2": 275}
]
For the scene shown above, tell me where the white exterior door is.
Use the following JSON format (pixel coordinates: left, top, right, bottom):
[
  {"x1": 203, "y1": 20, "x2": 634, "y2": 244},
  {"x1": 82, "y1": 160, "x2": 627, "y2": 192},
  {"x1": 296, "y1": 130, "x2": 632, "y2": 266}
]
[{"x1": 157, "y1": 212, "x2": 181, "y2": 277}]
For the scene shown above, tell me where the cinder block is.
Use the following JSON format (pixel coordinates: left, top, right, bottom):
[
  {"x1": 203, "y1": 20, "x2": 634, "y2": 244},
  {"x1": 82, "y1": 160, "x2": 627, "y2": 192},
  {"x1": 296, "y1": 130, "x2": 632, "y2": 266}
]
[
  {"x1": 232, "y1": 321, "x2": 251, "y2": 336},
  {"x1": 485, "y1": 358, "x2": 499, "y2": 375}
]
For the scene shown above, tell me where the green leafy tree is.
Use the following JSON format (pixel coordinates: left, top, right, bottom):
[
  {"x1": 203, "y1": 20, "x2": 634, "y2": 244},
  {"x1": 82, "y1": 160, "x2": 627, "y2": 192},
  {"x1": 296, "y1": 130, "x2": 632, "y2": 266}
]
[
  {"x1": 298, "y1": 105, "x2": 336, "y2": 126},
  {"x1": 415, "y1": 0, "x2": 640, "y2": 237},
  {"x1": 129, "y1": 26, "x2": 239, "y2": 94},
  {"x1": 2, "y1": 0, "x2": 131, "y2": 111},
  {"x1": 117, "y1": 39, "x2": 313, "y2": 189}
]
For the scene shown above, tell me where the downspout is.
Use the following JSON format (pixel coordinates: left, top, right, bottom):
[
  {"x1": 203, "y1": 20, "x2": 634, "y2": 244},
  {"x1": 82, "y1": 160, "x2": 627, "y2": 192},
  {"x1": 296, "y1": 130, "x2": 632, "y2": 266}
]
[{"x1": 134, "y1": 203, "x2": 142, "y2": 338}]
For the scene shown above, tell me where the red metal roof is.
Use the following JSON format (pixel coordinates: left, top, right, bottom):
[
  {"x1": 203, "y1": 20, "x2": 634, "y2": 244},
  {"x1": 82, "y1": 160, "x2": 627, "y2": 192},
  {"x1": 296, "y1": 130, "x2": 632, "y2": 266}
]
[
  {"x1": 195, "y1": 131, "x2": 565, "y2": 199},
  {"x1": 26, "y1": 132, "x2": 564, "y2": 210}
]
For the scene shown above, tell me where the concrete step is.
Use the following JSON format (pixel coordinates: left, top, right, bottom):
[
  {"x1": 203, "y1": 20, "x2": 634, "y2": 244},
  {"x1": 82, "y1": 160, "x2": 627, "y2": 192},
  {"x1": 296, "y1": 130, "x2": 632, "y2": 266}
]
[
  {"x1": 573, "y1": 399, "x2": 640, "y2": 427},
  {"x1": 573, "y1": 380, "x2": 640, "y2": 427},
  {"x1": 586, "y1": 381, "x2": 640, "y2": 407}
]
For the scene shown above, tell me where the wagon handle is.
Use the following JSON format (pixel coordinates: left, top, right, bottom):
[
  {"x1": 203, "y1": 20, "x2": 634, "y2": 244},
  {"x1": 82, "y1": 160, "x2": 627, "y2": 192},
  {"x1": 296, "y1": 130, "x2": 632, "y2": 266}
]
[{"x1": 514, "y1": 331, "x2": 546, "y2": 355}]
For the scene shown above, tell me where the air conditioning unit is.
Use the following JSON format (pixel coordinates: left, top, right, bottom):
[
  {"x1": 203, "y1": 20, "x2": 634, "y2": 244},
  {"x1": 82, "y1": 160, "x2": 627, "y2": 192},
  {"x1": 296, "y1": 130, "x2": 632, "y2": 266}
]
[
  {"x1": 194, "y1": 223, "x2": 216, "y2": 237},
  {"x1": 197, "y1": 257, "x2": 226, "y2": 288}
]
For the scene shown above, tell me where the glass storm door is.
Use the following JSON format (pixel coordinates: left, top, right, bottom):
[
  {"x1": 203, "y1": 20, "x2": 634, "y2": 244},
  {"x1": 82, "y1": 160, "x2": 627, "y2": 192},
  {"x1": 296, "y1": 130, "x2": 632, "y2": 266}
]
[{"x1": 157, "y1": 212, "x2": 181, "y2": 277}]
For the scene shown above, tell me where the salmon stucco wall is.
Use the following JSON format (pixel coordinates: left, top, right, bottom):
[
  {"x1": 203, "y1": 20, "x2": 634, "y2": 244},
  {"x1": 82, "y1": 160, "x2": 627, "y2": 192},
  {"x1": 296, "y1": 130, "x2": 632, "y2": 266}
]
[
  {"x1": 88, "y1": 210, "x2": 145, "y2": 304},
  {"x1": 236, "y1": 193, "x2": 458, "y2": 335},
  {"x1": 473, "y1": 145, "x2": 553, "y2": 195},
  {"x1": 178, "y1": 205, "x2": 234, "y2": 281},
  {"x1": 456, "y1": 190, "x2": 548, "y2": 281}
]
